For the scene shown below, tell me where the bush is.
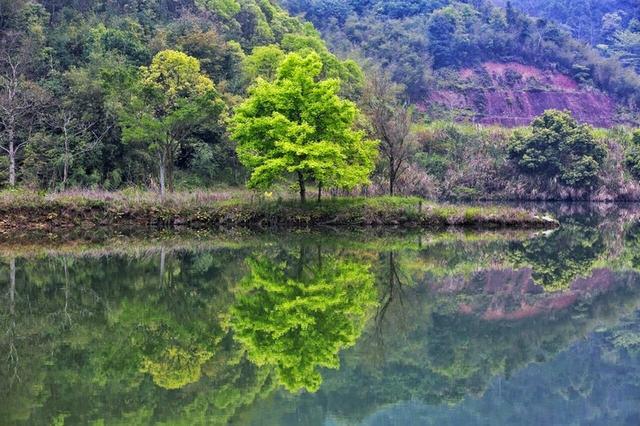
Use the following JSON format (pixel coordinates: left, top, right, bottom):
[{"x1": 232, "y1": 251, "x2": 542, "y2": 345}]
[
  {"x1": 508, "y1": 110, "x2": 607, "y2": 189},
  {"x1": 414, "y1": 152, "x2": 450, "y2": 179},
  {"x1": 625, "y1": 130, "x2": 640, "y2": 181}
]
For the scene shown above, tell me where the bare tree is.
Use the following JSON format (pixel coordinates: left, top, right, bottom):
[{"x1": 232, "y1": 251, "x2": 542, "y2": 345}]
[
  {"x1": 361, "y1": 70, "x2": 415, "y2": 196},
  {"x1": 47, "y1": 106, "x2": 110, "y2": 189},
  {"x1": 0, "y1": 32, "x2": 46, "y2": 187}
]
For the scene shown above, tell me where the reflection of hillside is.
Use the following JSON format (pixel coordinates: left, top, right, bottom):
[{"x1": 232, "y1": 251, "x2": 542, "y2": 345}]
[
  {"x1": 292, "y1": 269, "x2": 640, "y2": 424},
  {"x1": 3, "y1": 215, "x2": 640, "y2": 425},
  {"x1": 358, "y1": 315, "x2": 640, "y2": 426},
  {"x1": 434, "y1": 268, "x2": 622, "y2": 321},
  {"x1": 0, "y1": 249, "x2": 270, "y2": 425}
]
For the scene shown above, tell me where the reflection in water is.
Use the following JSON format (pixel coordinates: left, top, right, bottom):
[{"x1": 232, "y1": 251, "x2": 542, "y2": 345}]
[
  {"x1": 229, "y1": 245, "x2": 376, "y2": 392},
  {"x1": 1, "y1": 209, "x2": 640, "y2": 424}
]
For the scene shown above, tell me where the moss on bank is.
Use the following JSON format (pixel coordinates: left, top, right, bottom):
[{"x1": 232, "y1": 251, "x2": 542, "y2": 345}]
[{"x1": 0, "y1": 191, "x2": 558, "y2": 236}]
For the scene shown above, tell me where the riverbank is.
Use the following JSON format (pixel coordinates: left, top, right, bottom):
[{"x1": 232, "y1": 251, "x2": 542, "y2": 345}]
[{"x1": 0, "y1": 191, "x2": 558, "y2": 237}]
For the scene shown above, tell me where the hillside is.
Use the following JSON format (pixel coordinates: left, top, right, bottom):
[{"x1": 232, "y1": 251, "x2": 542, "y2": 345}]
[
  {"x1": 491, "y1": 0, "x2": 640, "y2": 48},
  {"x1": 2, "y1": 0, "x2": 640, "y2": 202},
  {"x1": 281, "y1": 0, "x2": 640, "y2": 126},
  {"x1": 426, "y1": 62, "x2": 618, "y2": 127},
  {"x1": 0, "y1": 0, "x2": 361, "y2": 189}
]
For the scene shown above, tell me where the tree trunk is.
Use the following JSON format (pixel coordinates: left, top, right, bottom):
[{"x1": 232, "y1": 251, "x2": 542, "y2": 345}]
[
  {"x1": 63, "y1": 160, "x2": 68, "y2": 189},
  {"x1": 8, "y1": 124, "x2": 16, "y2": 187},
  {"x1": 389, "y1": 157, "x2": 395, "y2": 196},
  {"x1": 8, "y1": 145, "x2": 16, "y2": 187},
  {"x1": 158, "y1": 152, "x2": 166, "y2": 197},
  {"x1": 317, "y1": 182, "x2": 322, "y2": 203},
  {"x1": 298, "y1": 172, "x2": 306, "y2": 203}
]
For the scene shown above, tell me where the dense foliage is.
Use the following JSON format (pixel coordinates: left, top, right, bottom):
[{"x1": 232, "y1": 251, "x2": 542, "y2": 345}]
[
  {"x1": 625, "y1": 129, "x2": 640, "y2": 180},
  {"x1": 0, "y1": 0, "x2": 363, "y2": 191},
  {"x1": 230, "y1": 51, "x2": 377, "y2": 201},
  {"x1": 229, "y1": 250, "x2": 376, "y2": 392},
  {"x1": 281, "y1": 0, "x2": 640, "y2": 107},
  {"x1": 496, "y1": 0, "x2": 640, "y2": 75},
  {"x1": 508, "y1": 110, "x2": 607, "y2": 188},
  {"x1": 1, "y1": 0, "x2": 640, "y2": 201}
]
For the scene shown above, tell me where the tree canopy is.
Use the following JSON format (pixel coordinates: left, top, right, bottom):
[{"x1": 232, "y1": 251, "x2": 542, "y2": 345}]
[
  {"x1": 508, "y1": 110, "x2": 607, "y2": 188},
  {"x1": 115, "y1": 50, "x2": 224, "y2": 195},
  {"x1": 230, "y1": 51, "x2": 377, "y2": 201}
]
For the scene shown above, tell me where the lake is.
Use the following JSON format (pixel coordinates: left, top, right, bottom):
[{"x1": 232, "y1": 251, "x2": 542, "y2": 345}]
[{"x1": 2, "y1": 204, "x2": 640, "y2": 425}]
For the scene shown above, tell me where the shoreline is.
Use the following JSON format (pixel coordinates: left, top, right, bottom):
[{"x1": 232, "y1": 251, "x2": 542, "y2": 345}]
[{"x1": 0, "y1": 194, "x2": 559, "y2": 237}]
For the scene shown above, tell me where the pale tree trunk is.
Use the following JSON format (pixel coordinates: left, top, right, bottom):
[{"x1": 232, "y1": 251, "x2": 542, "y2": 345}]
[
  {"x1": 158, "y1": 151, "x2": 166, "y2": 197},
  {"x1": 63, "y1": 157, "x2": 68, "y2": 189},
  {"x1": 7, "y1": 115, "x2": 16, "y2": 187},
  {"x1": 8, "y1": 139, "x2": 16, "y2": 187}
]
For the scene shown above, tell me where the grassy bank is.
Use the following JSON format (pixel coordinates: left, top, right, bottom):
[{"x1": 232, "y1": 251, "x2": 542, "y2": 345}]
[{"x1": 0, "y1": 190, "x2": 558, "y2": 237}]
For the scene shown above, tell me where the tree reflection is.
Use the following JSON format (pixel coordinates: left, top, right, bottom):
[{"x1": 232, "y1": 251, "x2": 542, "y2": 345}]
[
  {"x1": 508, "y1": 219, "x2": 606, "y2": 291},
  {"x1": 229, "y1": 245, "x2": 377, "y2": 392},
  {"x1": 3, "y1": 221, "x2": 640, "y2": 425}
]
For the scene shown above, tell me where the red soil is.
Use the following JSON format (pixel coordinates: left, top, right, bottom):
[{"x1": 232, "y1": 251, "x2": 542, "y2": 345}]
[{"x1": 425, "y1": 62, "x2": 619, "y2": 127}]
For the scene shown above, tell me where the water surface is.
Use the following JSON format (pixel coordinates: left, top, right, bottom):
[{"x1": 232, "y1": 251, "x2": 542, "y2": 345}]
[{"x1": 2, "y1": 206, "x2": 640, "y2": 425}]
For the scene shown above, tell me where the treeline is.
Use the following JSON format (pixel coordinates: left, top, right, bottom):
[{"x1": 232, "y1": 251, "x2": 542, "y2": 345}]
[
  {"x1": 281, "y1": 0, "x2": 640, "y2": 106},
  {"x1": 0, "y1": 0, "x2": 362, "y2": 191},
  {"x1": 407, "y1": 114, "x2": 640, "y2": 201},
  {"x1": 494, "y1": 1, "x2": 639, "y2": 45},
  {"x1": 498, "y1": 0, "x2": 640, "y2": 74}
]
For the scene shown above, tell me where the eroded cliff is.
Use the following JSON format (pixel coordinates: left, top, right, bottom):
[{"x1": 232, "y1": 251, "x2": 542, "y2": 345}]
[{"x1": 425, "y1": 62, "x2": 620, "y2": 127}]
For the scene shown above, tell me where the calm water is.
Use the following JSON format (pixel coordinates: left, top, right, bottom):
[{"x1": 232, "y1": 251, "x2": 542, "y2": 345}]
[{"x1": 2, "y1": 206, "x2": 640, "y2": 425}]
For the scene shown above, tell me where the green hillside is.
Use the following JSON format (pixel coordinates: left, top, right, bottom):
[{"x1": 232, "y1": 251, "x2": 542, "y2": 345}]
[{"x1": 281, "y1": 0, "x2": 640, "y2": 107}]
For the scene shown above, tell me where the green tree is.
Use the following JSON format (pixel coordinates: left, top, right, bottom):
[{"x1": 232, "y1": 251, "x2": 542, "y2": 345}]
[
  {"x1": 230, "y1": 51, "x2": 377, "y2": 202},
  {"x1": 612, "y1": 28, "x2": 640, "y2": 73},
  {"x1": 508, "y1": 110, "x2": 607, "y2": 188},
  {"x1": 508, "y1": 219, "x2": 606, "y2": 292},
  {"x1": 229, "y1": 249, "x2": 377, "y2": 392},
  {"x1": 243, "y1": 44, "x2": 286, "y2": 83},
  {"x1": 116, "y1": 50, "x2": 224, "y2": 196}
]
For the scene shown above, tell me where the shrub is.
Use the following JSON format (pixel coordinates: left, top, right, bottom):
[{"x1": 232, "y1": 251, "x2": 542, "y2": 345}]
[
  {"x1": 414, "y1": 152, "x2": 450, "y2": 179},
  {"x1": 625, "y1": 130, "x2": 640, "y2": 181},
  {"x1": 508, "y1": 110, "x2": 607, "y2": 189}
]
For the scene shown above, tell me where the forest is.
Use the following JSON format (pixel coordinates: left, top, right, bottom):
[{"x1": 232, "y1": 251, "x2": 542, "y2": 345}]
[{"x1": 1, "y1": 0, "x2": 640, "y2": 202}]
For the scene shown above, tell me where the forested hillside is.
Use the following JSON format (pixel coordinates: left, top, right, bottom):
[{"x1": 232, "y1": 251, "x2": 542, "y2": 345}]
[
  {"x1": 0, "y1": 0, "x2": 361, "y2": 190},
  {"x1": 493, "y1": 0, "x2": 640, "y2": 51},
  {"x1": 281, "y1": 0, "x2": 640, "y2": 119},
  {"x1": 2, "y1": 0, "x2": 640, "y2": 202}
]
